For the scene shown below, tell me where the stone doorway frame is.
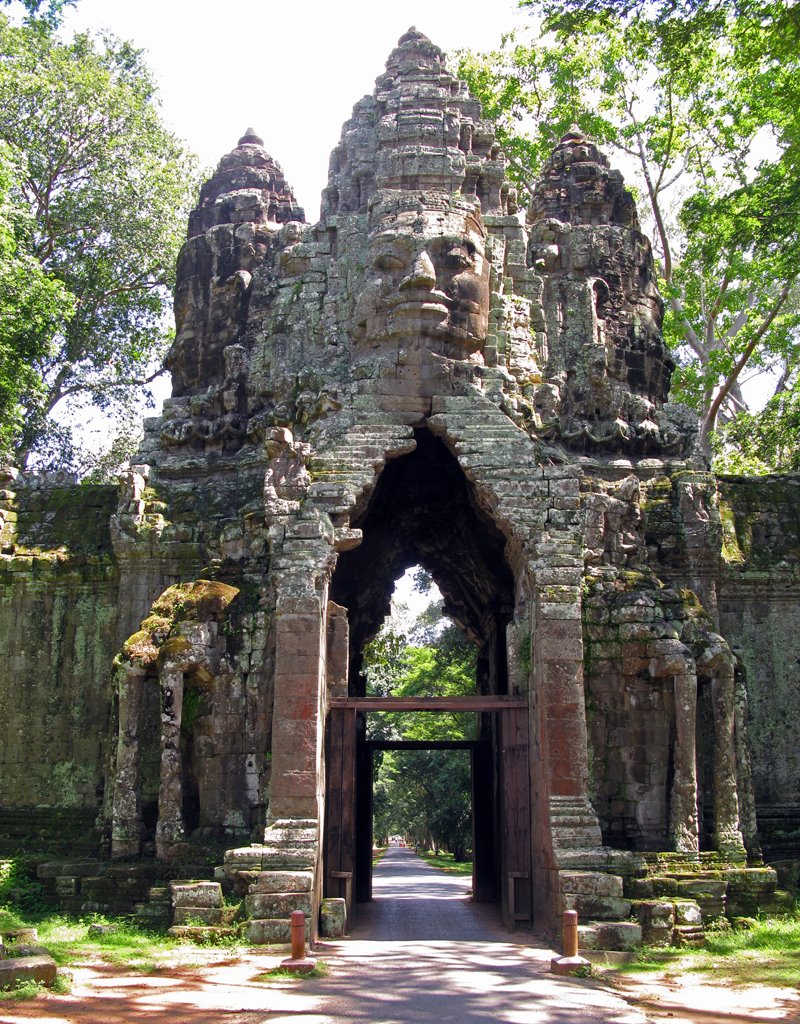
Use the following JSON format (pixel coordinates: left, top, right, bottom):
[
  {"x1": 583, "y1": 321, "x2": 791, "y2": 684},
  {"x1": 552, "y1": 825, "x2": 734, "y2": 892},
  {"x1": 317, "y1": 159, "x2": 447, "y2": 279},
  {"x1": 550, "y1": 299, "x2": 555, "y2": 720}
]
[{"x1": 323, "y1": 695, "x2": 531, "y2": 930}]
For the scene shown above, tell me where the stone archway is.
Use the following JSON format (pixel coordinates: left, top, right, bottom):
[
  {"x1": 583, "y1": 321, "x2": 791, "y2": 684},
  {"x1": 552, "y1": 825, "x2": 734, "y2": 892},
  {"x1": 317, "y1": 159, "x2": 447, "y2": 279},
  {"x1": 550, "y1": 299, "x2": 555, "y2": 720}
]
[{"x1": 322, "y1": 428, "x2": 528, "y2": 928}]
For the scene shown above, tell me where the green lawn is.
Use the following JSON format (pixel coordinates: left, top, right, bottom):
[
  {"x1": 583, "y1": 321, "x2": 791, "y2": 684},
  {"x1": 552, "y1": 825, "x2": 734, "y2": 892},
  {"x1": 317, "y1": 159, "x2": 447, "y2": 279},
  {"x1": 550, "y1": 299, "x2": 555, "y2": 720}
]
[
  {"x1": 416, "y1": 850, "x2": 472, "y2": 876},
  {"x1": 617, "y1": 913, "x2": 800, "y2": 989}
]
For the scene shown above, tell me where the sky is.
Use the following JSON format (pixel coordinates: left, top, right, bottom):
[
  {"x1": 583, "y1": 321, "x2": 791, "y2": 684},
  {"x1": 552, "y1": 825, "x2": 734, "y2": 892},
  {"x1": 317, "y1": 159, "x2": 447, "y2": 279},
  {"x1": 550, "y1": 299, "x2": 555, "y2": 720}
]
[{"x1": 62, "y1": 0, "x2": 523, "y2": 223}]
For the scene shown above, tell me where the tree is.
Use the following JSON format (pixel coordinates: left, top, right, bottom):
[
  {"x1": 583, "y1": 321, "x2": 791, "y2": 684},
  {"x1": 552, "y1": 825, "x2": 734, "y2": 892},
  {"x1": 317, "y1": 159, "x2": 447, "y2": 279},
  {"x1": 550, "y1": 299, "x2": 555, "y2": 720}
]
[
  {"x1": 0, "y1": 0, "x2": 75, "y2": 28},
  {"x1": 364, "y1": 573, "x2": 477, "y2": 857},
  {"x1": 0, "y1": 142, "x2": 73, "y2": 459},
  {"x1": 458, "y1": 2, "x2": 800, "y2": 461},
  {"x1": 0, "y1": 14, "x2": 198, "y2": 468}
]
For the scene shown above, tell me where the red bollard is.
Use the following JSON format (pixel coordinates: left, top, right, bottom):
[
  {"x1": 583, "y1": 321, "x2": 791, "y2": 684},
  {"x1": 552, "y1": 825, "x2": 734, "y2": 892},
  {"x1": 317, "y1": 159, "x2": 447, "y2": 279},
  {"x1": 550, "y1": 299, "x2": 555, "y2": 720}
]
[
  {"x1": 562, "y1": 909, "x2": 579, "y2": 958},
  {"x1": 290, "y1": 909, "x2": 306, "y2": 961},
  {"x1": 280, "y1": 910, "x2": 317, "y2": 974},
  {"x1": 550, "y1": 908, "x2": 591, "y2": 977}
]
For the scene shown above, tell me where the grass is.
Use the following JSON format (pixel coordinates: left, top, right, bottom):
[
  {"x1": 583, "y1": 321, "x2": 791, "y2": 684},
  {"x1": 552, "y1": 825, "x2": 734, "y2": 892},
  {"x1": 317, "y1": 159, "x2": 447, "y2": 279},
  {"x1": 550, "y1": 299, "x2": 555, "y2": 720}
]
[
  {"x1": 256, "y1": 961, "x2": 329, "y2": 981},
  {"x1": 416, "y1": 850, "x2": 472, "y2": 876},
  {"x1": 616, "y1": 913, "x2": 800, "y2": 989}
]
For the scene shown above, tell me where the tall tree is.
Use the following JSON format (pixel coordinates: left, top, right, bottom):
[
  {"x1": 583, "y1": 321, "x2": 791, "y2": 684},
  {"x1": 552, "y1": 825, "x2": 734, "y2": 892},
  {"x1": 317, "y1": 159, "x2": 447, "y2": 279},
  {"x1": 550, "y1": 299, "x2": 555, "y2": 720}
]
[
  {"x1": 0, "y1": 142, "x2": 72, "y2": 459},
  {"x1": 0, "y1": 14, "x2": 198, "y2": 469},
  {"x1": 458, "y1": 1, "x2": 800, "y2": 460}
]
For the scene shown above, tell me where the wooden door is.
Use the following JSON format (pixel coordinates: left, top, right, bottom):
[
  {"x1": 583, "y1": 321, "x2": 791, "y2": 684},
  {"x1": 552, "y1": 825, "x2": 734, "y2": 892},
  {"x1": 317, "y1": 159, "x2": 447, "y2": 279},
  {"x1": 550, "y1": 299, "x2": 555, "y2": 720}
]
[
  {"x1": 499, "y1": 706, "x2": 532, "y2": 928},
  {"x1": 324, "y1": 706, "x2": 357, "y2": 922}
]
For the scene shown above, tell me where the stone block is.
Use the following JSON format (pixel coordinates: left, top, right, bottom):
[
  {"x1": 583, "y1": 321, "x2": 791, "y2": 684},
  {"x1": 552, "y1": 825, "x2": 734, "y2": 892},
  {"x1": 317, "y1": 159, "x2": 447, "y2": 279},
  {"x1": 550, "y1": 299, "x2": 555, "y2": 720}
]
[
  {"x1": 563, "y1": 893, "x2": 632, "y2": 920},
  {"x1": 560, "y1": 871, "x2": 623, "y2": 898},
  {"x1": 245, "y1": 917, "x2": 309, "y2": 945},
  {"x1": 632, "y1": 901, "x2": 675, "y2": 946},
  {"x1": 252, "y1": 870, "x2": 314, "y2": 894},
  {"x1": 0, "y1": 955, "x2": 57, "y2": 990},
  {"x1": 593, "y1": 922, "x2": 642, "y2": 951},
  {"x1": 320, "y1": 898, "x2": 347, "y2": 937},
  {"x1": 172, "y1": 906, "x2": 223, "y2": 926},
  {"x1": 245, "y1": 892, "x2": 311, "y2": 919},
  {"x1": 673, "y1": 900, "x2": 702, "y2": 925},
  {"x1": 170, "y1": 881, "x2": 222, "y2": 908},
  {"x1": 672, "y1": 924, "x2": 705, "y2": 947}
]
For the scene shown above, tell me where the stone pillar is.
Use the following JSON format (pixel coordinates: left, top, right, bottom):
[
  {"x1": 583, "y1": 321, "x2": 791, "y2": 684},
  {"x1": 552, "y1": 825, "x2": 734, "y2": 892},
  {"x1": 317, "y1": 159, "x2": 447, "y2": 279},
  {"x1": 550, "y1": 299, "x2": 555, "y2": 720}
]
[
  {"x1": 155, "y1": 665, "x2": 185, "y2": 859},
  {"x1": 268, "y1": 592, "x2": 327, "y2": 821},
  {"x1": 710, "y1": 661, "x2": 746, "y2": 857},
  {"x1": 535, "y1": 579, "x2": 592, "y2": 801},
  {"x1": 111, "y1": 664, "x2": 145, "y2": 859},
  {"x1": 326, "y1": 601, "x2": 349, "y2": 699},
  {"x1": 669, "y1": 670, "x2": 700, "y2": 854},
  {"x1": 531, "y1": 562, "x2": 602, "y2": 927}
]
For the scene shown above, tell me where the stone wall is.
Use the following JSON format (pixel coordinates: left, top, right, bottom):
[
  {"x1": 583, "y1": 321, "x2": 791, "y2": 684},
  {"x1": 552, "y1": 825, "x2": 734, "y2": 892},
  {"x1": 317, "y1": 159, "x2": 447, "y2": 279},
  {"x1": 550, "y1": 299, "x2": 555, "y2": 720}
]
[
  {"x1": 0, "y1": 476, "x2": 119, "y2": 846},
  {"x1": 717, "y1": 475, "x2": 800, "y2": 858}
]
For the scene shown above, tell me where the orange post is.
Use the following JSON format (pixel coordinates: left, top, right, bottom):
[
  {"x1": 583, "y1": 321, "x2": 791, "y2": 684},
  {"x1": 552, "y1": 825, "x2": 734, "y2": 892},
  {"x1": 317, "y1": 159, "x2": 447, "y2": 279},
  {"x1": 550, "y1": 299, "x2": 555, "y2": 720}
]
[
  {"x1": 550, "y1": 908, "x2": 590, "y2": 976},
  {"x1": 562, "y1": 909, "x2": 579, "y2": 957},
  {"x1": 290, "y1": 910, "x2": 305, "y2": 961}
]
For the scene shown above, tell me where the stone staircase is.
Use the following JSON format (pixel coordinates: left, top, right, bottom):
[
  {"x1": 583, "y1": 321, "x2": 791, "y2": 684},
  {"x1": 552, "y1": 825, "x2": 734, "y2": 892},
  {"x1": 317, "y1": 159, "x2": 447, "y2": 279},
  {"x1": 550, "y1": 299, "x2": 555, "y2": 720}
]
[
  {"x1": 561, "y1": 851, "x2": 793, "y2": 954},
  {"x1": 223, "y1": 818, "x2": 318, "y2": 943}
]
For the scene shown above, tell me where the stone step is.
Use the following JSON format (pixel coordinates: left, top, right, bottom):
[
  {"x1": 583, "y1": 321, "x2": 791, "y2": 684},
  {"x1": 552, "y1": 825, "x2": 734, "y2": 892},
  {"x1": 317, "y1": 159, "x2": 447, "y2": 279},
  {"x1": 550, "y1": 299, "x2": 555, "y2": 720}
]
[
  {"x1": 578, "y1": 921, "x2": 642, "y2": 952},
  {"x1": 173, "y1": 906, "x2": 238, "y2": 926},
  {"x1": 246, "y1": 916, "x2": 310, "y2": 945},
  {"x1": 564, "y1": 894, "x2": 632, "y2": 920},
  {"x1": 167, "y1": 925, "x2": 240, "y2": 942}
]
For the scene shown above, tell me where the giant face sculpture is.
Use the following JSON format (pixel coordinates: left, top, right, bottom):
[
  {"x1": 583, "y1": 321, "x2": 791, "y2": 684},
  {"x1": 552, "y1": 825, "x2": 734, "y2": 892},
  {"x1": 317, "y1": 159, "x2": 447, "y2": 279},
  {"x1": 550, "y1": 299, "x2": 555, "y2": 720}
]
[{"x1": 353, "y1": 193, "x2": 490, "y2": 356}]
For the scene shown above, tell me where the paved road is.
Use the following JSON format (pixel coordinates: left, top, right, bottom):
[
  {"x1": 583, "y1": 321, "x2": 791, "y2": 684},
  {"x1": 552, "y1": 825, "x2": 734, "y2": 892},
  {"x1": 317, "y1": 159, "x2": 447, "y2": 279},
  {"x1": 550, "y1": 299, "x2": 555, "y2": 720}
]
[{"x1": 265, "y1": 846, "x2": 652, "y2": 1024}]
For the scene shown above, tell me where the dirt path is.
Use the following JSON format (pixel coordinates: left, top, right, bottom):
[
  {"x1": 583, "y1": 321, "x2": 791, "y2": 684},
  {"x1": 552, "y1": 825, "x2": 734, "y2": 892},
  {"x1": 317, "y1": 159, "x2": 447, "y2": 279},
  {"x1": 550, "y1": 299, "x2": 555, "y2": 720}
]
[{"x1": 0, "y1": 949, "x2": 304, "y2": 1024}]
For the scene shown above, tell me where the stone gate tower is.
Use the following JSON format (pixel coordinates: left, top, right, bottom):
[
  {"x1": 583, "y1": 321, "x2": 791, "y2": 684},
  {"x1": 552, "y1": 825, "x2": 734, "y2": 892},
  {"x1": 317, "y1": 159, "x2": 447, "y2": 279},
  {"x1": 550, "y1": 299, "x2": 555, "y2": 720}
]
[{"x1": 1, "y1": 29, "x2": 798, "y2": 943}]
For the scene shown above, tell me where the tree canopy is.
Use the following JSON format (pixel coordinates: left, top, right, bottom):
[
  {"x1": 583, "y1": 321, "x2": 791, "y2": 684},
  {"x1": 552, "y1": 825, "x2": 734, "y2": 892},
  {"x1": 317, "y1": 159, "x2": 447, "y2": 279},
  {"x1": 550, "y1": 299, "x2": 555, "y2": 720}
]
[
  {"x1": 0, "y1": 14, "x2": 198, "y2": 469},
  {"x1": 365, "y1": 572, "x2": 477, "y2": 858},
  {"x1": 458, "y1": 0, "x2": 800, "y2": 466}
]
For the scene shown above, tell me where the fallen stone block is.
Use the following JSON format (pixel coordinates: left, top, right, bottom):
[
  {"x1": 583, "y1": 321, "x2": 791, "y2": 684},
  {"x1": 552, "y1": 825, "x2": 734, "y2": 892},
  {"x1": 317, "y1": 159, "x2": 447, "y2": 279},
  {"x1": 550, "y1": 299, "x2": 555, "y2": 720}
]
[{"x1": 0, "y1": 955, "x2": 57, "y2": 990}]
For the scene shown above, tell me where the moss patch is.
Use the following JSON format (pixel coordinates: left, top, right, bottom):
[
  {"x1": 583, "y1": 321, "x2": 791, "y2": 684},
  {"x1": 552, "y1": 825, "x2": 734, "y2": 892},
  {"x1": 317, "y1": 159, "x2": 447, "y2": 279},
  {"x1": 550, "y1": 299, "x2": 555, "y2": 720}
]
[{"x1": 118, "y1": 580, "x2": 240, "y2": 669}]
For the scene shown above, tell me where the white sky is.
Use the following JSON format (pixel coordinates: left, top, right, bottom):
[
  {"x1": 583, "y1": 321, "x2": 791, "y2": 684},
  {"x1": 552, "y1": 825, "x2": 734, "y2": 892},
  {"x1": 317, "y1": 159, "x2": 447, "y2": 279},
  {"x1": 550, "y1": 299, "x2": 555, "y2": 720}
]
[{"x1": 62, "y1": 0, "x2": 522, "y2": 222}]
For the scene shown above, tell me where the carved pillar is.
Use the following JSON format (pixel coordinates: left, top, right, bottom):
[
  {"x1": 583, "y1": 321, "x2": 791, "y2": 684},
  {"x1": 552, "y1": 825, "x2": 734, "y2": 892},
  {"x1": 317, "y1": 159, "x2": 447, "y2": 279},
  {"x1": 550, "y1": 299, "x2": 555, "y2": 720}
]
[
  {"x1": 111, "y1": 664, "x2": 145, "y2": 859},
  {"x1": 326, "y1": 601, "x2": 349, "y2": 699},
  {"x1": 155, "y1": 665, "x2": 185, "y2": 859},
  {"x1": 710, "y1": 660, "x2": 746, "y2": 857},
  {"x1": 268, "y1": 591, "x2": 327, "y2": 821},
  {"x1": 669, "y1": 669, "x2": 700, "y2": 854}
]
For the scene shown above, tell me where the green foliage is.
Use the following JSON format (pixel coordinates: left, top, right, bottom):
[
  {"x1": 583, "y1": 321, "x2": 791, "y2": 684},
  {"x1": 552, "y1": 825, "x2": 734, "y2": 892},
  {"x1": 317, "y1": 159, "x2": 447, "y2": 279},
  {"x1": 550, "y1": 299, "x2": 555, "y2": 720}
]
[
  {"x1": 457, "y1": 2, "x2": 800, "y2": 463},
  {"x1": 0, "y1": 142, "x2": 73, "y2": 460},
  {"x1": 619, "y1": 911, "x2": 800, "y2": 988},
  {"x1": 365, "y1": 579, "x2": 477, "y2": 859},
  {"x1": 256, "y1": 961, "x2": 330, "y2": 981},
  {"x1": 713, "y1": 383, "x2": 800, "y2": 472},
  {"x1": 0, "y1": 978, "x2": 47, "y2": 1001},
  {"x1": 0, "y1": 0, "x2": 76, "y2": 29},
  {"x1": 0, "y1": 14, "x2": 198, "y2": 469},
  {"x1": 0, "y1": 858, "x2": 46, "y2": 916},
  {"x1": 375, "y1": 750, "x2": 472, "y2": 860}
]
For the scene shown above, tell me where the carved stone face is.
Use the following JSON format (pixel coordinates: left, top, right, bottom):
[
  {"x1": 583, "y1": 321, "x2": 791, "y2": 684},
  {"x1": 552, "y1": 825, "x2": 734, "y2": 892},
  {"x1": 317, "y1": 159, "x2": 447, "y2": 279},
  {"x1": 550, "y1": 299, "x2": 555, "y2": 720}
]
[{"x1": 354, "y1": 197, "x2": 490, "y2": 355}]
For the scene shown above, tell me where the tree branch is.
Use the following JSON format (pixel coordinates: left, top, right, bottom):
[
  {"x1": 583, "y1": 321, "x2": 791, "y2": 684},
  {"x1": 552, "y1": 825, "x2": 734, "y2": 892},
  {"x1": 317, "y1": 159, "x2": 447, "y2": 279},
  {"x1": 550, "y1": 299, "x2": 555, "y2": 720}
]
[{"x1": 701, "y1": 280, "x2": 794, "y2": 450}]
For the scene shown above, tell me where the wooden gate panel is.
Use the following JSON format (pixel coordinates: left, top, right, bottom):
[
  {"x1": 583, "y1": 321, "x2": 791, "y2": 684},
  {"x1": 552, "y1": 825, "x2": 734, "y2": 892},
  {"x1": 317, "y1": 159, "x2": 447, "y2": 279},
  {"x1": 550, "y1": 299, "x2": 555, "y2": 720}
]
[
  {"x1": 500, "y1": 706, "x2": 532, "y2": 928},
  {"x1": 324, "y1": 706, "x2": 356, "y2": 921}
]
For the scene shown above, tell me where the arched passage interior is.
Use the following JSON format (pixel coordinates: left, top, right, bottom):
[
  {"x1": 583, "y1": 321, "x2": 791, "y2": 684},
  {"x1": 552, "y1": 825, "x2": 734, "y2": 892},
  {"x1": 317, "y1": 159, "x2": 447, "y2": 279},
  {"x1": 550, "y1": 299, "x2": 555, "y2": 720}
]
[{"x1": 325, "y1": 429, "x2": 530, "y2": 925}]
